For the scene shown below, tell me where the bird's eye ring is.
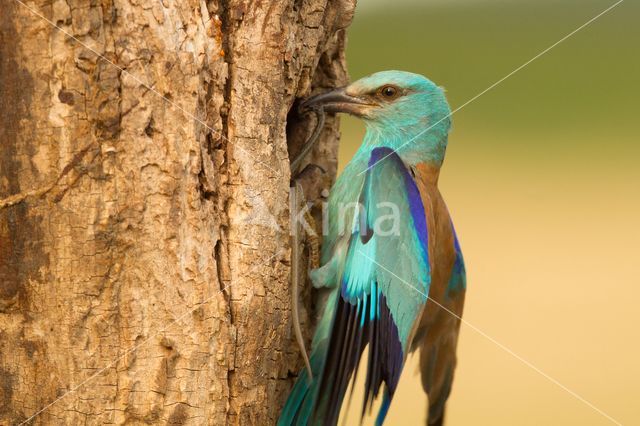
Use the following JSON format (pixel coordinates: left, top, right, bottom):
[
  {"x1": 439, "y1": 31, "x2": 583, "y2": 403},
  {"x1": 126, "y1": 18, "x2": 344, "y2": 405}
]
[{"x1": 378, "y1": 85, "x2": 400, "y2": 99}]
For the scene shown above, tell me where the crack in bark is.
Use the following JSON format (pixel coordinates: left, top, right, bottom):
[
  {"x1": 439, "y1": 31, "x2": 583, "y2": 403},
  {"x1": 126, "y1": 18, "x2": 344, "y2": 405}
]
[
  {"x1": 0, "y1": 140, "x2": 99, "y2": 210},
  {"x1": 216, "y1": 1, "x2": 238, "y2": 422}
]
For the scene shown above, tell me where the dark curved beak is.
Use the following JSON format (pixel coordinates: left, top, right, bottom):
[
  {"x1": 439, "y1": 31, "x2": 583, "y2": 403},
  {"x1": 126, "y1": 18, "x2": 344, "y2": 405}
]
[{"x1": 300, "y1": 87, "x2": 372, "y2": 116}]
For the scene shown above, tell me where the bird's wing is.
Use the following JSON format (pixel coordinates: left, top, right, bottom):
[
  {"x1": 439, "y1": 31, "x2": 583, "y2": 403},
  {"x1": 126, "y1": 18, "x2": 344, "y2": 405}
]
[{"x1": 312, "y1": 146, "x2": 431, "y2": 424}]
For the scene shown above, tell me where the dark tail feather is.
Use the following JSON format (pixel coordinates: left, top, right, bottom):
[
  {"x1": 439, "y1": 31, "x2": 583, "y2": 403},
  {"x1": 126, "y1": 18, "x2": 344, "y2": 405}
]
[
  {"x1": 374, "y1": 388, "x2": 392, "y2": 426},
  {"x1": 428, "y1": 410, "x2": 445, "y2": 426}
]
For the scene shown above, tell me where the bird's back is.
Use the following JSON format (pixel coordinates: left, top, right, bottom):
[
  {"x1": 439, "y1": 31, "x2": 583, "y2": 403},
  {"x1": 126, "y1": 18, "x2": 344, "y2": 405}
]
[{"x1": 411, "y1": 162, "x2": 466, "y2": 425}]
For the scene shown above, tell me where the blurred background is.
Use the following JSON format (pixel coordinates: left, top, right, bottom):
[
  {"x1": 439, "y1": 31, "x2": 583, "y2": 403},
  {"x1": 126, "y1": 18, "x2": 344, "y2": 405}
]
[{"x1": 338, "y1": 0, "x2": 640, "y2": 424}]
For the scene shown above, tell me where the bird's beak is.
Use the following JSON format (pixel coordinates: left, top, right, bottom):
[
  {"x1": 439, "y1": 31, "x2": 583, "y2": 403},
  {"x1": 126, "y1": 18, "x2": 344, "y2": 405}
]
[{"x1": 300, "y1": 87, "x2": 372, "y2": 117}]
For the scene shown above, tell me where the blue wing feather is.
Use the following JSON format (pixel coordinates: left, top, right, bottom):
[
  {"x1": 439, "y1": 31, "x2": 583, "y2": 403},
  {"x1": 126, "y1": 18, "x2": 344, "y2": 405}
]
[
  {"x1": 279, "y1": 147, "x2": 431, "y2": 425},
  {"x1": 313, "y1": 147, "x2": 430, "y2": 423},
  {"x1": 447, "y1": 225, "x2": 466, "y2": 297}
]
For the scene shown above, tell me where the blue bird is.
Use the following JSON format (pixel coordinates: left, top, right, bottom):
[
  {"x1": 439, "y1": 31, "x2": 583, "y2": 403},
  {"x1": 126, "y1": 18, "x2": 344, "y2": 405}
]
[{"x1": 280, "y1": 71, "x2": 466, "y2": 426}]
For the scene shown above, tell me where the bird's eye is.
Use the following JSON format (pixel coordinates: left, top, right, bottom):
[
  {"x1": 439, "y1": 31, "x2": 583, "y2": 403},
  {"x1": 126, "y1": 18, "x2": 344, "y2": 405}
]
[{"x1": 378, "y1": 85, "x2": 400, "y2": 99}]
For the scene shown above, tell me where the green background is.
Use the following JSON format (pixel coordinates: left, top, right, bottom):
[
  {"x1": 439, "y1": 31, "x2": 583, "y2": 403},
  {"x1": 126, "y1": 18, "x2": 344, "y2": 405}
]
[{"x1": 338, "y1": 1, "x2": 639, "y2": 425}]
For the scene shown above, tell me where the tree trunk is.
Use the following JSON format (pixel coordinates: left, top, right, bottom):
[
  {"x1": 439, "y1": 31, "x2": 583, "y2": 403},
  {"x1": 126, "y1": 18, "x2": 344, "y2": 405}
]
[{"x1": 0, "y1": 0, "x2": 354, "y2": 423}]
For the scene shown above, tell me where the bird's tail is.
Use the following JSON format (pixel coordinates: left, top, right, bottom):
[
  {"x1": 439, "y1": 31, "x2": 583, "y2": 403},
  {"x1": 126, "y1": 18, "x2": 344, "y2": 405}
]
[
  {"x1": 374, "y1": 388, "x2": 391, "y2": 426},
  {"x1": 279, "y1": 290, "x2": 338, "y2": 426},
  {"x1": 278, "y1": 348, "x2": 326, "y2": 426}
]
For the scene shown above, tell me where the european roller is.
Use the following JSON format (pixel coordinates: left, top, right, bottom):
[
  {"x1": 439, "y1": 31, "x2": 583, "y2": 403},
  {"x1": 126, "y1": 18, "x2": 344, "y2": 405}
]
[{"x1": 281, "y1": 71, "x2": 466, "y2": 426}]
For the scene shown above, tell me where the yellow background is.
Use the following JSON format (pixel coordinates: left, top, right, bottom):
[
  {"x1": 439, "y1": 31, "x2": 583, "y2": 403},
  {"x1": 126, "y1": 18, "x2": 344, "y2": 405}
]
[{"x1": 338, "y1": 0, "x2": 639, "y2": 424}]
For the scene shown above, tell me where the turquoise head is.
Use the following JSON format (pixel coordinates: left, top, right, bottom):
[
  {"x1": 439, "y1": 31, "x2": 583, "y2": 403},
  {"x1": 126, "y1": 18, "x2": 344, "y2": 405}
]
[{"x1": 303, "y1": 70, "x2": 452, "y2": 166}]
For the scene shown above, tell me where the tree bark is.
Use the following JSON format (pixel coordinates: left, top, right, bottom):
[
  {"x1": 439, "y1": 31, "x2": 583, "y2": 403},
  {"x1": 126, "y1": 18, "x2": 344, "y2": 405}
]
[{"x1": 0, "y1": 0, "x2": 354, "y2": 423}]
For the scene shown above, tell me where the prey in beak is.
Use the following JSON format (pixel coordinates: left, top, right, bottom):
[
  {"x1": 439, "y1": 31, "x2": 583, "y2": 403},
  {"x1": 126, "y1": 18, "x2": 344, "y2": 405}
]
[
  {"x1": 300, "y1": 87, "x2": 373, "y2": 117},
  {"x1": 291, "y1": 85, "x2": 377, "y2": 172}
]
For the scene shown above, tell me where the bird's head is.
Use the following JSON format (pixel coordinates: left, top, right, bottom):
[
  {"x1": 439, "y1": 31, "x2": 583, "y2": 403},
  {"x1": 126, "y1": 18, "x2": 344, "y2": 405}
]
[{"x1": 302, "y1": 70, "x2": 452, "y2": 165}]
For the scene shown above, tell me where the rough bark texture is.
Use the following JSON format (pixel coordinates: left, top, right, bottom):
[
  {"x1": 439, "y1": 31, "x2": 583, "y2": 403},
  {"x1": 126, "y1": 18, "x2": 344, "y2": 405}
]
[{"x1": 0, "y1": 0, "x2": 354, "y2": 424}]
